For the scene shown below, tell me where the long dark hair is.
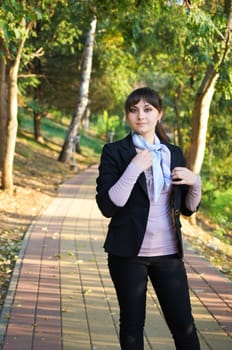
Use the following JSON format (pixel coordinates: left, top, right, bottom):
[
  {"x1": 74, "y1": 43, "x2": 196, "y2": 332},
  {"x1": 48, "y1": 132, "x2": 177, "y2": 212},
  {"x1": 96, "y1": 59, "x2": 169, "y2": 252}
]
[{"x1": 125, "y1": 87, "x2": 170, "y2": 143}]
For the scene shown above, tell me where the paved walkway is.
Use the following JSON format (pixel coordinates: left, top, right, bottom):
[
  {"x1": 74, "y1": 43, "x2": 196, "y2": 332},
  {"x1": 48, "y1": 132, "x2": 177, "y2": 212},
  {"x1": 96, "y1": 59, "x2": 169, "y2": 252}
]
[{"x1": 0, "y1": 164, "x2": 231, "y2": 350}]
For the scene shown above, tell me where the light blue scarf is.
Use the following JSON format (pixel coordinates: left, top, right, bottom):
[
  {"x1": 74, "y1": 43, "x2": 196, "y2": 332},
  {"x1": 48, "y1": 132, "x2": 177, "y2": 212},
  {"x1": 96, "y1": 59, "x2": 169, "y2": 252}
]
[{"x1": 132, "y1": 132, "x2": 171, "y2": 202}]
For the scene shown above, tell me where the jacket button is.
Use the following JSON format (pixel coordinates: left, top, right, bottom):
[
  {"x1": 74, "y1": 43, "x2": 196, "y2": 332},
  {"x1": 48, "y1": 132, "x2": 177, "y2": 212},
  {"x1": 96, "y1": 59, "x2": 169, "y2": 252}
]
[{"x1": 175, "y1": 209, "x2": 180, "y2": 216}]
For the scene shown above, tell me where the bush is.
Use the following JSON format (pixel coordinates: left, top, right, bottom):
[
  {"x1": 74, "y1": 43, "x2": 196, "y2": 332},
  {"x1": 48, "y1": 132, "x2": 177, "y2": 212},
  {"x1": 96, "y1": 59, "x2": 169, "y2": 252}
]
[{"x1": 201, "y1": 187, "x2": 232, "y2": 241}]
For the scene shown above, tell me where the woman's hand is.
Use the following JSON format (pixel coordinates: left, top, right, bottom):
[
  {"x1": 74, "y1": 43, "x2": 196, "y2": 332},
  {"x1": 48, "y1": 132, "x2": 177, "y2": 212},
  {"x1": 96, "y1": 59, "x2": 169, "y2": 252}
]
[
  {"x1": 172, "y1": 167, "x2": 198, "y2": 186},
  {"x1": 132, "y1": 149, "x2": 153, "y2": 172}
]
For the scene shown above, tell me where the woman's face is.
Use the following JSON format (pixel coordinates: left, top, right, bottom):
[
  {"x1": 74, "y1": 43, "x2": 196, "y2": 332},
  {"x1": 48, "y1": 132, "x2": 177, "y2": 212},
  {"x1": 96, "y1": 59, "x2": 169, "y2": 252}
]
[{"x1": 126, "y1": 98, "x2": 163, "y2": 143}]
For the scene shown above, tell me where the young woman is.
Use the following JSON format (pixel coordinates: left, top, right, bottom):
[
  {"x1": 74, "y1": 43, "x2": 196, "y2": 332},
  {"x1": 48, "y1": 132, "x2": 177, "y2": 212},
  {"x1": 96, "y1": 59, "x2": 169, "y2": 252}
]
[{"x1": 96, "y1": 87, "x2": 201, "y2": 350}]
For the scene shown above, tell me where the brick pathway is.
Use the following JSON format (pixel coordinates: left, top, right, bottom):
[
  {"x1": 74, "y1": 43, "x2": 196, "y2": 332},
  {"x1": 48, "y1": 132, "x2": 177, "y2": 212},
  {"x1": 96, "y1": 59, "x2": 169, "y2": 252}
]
[{"x1": 0, "y1": 164, "x2": 231, "y2": 350}]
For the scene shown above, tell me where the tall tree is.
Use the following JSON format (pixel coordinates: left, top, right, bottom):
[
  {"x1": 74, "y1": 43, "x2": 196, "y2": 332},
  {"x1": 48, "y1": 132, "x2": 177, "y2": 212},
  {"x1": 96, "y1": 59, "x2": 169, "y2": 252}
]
[
  {"x1": 186, "y1": 0, "x2": 232, "y2": 173},
  {"x1": 0, "y1": 0, "x2": 64, "y2": 193},
  {"x1": 0, "y1": 37, "x2": 8, "y2": 170},
  {"x1": 58, "y1": 15, "x2": 97, "y2": 163},
  {"x1": 28, "y1": 1, "x2": 85, "y2": 142},
  {"x1": 0, "y1": 2, "x2": 33, "y2": 193}
]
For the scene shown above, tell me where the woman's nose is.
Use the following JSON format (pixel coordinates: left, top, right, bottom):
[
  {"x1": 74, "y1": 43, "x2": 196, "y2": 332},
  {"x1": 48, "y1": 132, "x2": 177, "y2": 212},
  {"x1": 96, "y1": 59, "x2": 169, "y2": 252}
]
[{"x1": 138, "y1": 110, "x2": 145, "y2": 119}]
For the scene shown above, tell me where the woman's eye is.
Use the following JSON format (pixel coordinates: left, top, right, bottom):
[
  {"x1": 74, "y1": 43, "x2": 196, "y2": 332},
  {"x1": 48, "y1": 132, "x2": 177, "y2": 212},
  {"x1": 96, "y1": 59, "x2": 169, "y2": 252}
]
[
  {"x1": 129, "y1": 107, "x2": 136, "y2": 113},
  {"x1": 144, "y1": 108, "x2": 152, "y2": 112}
]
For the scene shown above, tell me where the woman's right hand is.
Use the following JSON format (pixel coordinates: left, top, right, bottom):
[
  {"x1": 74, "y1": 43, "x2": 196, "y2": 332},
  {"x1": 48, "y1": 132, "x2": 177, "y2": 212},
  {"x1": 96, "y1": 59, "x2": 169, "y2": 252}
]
[{"x1": 132, "y1": 149, "x2": 153, "y2": 172}]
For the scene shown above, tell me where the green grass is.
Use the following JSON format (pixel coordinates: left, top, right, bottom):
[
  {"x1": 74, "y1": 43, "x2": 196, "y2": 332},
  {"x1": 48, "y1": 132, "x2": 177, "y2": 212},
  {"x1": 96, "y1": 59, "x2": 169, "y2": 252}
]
[
  {"x1": 19, "y1": 113, "x2": 66, "y2": 142},
  {"x1": 42, "y1": 118, "x2": 67, "y2": 142},
  {"x1": 201, "y1": 188, "x2": 232, "y2": 243},
  {"x1": 18, "y1": 111, "x2": 103, "y2": 167},
  {"x1": 80, "y1": 130, "x2": 104, "y2": 154}
]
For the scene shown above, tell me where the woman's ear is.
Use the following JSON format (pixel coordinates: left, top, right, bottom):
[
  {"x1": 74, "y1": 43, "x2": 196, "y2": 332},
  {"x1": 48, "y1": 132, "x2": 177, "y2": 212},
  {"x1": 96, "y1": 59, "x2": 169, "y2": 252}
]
[{"x1": 158, "y1": 110, "x2": 163, "y2": 122}]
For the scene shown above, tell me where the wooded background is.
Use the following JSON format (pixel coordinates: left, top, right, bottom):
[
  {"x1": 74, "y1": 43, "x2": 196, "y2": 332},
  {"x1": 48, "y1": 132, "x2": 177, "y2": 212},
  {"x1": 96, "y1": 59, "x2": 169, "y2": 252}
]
[{"x1": 0, "y1": 0, "x2": 231, "y2": 202}]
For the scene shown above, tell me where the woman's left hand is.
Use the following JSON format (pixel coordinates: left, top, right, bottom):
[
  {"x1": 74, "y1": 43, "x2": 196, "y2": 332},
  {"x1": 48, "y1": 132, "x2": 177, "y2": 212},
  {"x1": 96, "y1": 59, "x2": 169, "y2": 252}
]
[{"x1": 172, "y1": 167, "x2": 198, "y2": 186}]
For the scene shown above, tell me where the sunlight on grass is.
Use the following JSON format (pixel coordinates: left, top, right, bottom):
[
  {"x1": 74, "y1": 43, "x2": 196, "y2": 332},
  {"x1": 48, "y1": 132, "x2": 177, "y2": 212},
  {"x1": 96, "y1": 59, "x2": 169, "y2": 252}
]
[{"x1": 17, "y1": 113, "x2": 104, "y2": 179}]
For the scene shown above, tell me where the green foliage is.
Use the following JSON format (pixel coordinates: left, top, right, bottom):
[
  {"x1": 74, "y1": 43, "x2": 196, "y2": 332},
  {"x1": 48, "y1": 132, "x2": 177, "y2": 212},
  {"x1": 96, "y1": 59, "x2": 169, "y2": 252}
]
[
  {"x1": 202, "y1": 99, "x2": 232, "y2": 191},
  {"x1": 0, "y1": 0, "x2": 59, "y2": 54},
  {"x1": 95, "y1": 110, "x2": 128, "y2": 140},
  {"x1": 185, "y1": 8, "x2": 227, "y2": 66},
  {"x1": 41, "y1": 0, "x2": 87, "y2": 56},
  {"x1": 201, "y1": 187, "x2": 232, "y2": 241},
  {"x1": 27, "y1": 100, "x2": 44, "y2": 114},
  {"x1": 95, "y1": 25, "x2": 137, "y2": 106}
]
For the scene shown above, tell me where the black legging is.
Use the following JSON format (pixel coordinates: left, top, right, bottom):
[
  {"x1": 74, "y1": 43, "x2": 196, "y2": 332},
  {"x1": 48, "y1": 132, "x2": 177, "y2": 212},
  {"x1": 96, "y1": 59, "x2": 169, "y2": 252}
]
[{"x1": 108, "y1": 254, "x2": 200, "y2": 350}]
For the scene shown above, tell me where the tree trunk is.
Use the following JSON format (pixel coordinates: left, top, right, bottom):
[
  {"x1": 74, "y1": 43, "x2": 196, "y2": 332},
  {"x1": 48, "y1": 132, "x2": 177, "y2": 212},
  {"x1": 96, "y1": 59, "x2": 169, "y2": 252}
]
[
  {"x1": 0, "y1": 41, "x2": 7, "y2": 173},
  {"x1": 186, "y1": 66, "x2": 219, "y2": 174},
  {"x1": 34, "y1": 112, "x2": 44, "y2": 143},
  {"x1": 32, "y1": 54, "x2": 44, "y2": 143},
  {"x1": 1, "y1": 20, "x2": 31, "y2": 193},
  {"x1": 173, "y1": 84, "x2": 183, "y2": 148},
  {"x1": 58, "y1": 16, "x2": 97, "y2": 163},
  {"x1": 2, "y1": 62, "x2": 18, "y2": 193},
  {"x1": 186, "y1": 0, "x2": 232, "y2": 174}
]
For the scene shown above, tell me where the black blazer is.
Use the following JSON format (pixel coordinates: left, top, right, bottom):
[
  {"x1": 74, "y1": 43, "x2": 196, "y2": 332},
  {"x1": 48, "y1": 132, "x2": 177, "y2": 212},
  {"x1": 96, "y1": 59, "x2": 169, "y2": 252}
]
[{"x1": 96, "y1": 134, "x2": 194, "y2": 258}]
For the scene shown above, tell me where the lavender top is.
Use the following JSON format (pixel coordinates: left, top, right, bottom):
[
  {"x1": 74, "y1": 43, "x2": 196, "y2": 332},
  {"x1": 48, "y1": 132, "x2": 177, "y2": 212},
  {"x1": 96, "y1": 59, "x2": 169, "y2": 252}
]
[{"x1": 108, "y1": 145, "x2": 201, "y2": 257}]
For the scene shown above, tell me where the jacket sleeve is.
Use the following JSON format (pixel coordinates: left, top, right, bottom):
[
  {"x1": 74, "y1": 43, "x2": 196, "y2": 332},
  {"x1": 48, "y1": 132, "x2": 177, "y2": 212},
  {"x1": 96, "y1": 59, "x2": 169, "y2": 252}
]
[
  {"x1": 172, "y1": 146, "x2": 198, "y2": 217},
  {"x1": 96, "y1": 143, "x2": 126, "y2": 218}
]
